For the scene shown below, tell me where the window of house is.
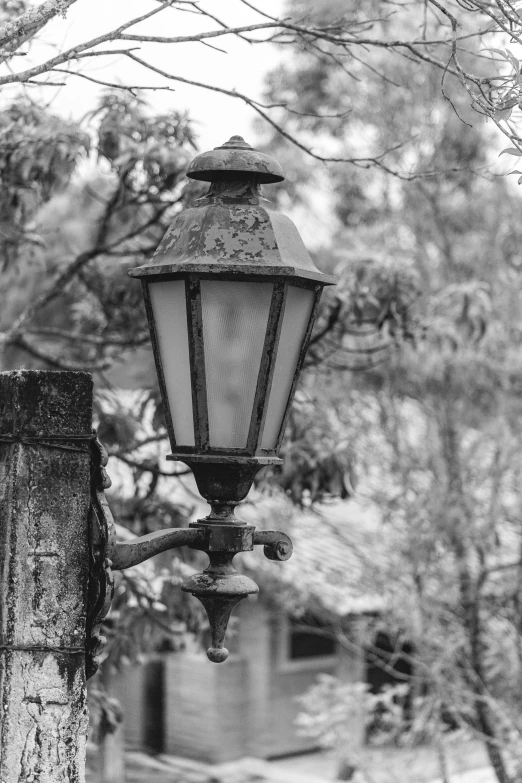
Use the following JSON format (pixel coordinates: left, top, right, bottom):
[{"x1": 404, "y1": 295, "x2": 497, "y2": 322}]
[{"x1": 288, "y1": 613, "x2": 337, "y2": 660}]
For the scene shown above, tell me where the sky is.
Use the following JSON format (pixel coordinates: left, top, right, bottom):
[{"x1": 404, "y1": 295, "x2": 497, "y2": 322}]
[
  {"x1": 0, "y1": 0, "x2": 337, "y2": 247},
  {"x1": 5, "y1": 0, "x2": 285, "y2": 151},
  {"x1": 3, "y1": 1, "x2": 517, "y2": 245}
]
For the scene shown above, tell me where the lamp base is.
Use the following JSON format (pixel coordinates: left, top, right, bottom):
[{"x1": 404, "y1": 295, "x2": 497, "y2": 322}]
[
  {"x1": 182, "y1": 551, "x2": 259, "y2": 662},
  {"x1": 167, "y1": 454, "x2": 281, "y2": 504}
]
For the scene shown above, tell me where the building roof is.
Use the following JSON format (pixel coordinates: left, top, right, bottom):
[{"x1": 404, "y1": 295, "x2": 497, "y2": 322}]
[{"x1": 239, "y1": 496, "x2": 385, "y2": 617}]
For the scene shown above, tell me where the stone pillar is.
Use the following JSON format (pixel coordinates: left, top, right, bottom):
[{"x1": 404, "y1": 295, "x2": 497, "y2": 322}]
[{"x1": 0, "y1": 370, "x2": 93, "y2": 783}]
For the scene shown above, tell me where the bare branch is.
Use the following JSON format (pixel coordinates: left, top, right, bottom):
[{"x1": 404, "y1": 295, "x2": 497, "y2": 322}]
[
  {"x1": 25, "y1": 327, "x2": 150, "y2": 347},
  {"x1": 119, "y1": 22, "x2": 286, "y2": 44},
  {"x1": 124, "y1": 52, "x2": 442, "y2": 179},
  {"x1": 0, "y1": 0, "x2": 78, "y2": 53},
  {"x1": 50, "y1": 67, "x2": 178, "y2": 94},
  {"x1": 11, "y1": 333, "x2": 111, "y2": 372},
  {"x1": 111, "y1": 452, "x2": 191, "y2": 478},
  {"x1": 0, "y1": 0, "x2": 176, "y2": 87},
  {"x1": 0, "y1": 1, "x2": 488, "y2": 91},
  {"x1": 1, "y1": 165, "x2": 131, "y2": 345}
]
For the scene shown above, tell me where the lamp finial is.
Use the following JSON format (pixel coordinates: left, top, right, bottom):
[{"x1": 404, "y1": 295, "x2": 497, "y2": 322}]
[{"x1": 186, "y1": 135, "x2": 284, "y2": 184}]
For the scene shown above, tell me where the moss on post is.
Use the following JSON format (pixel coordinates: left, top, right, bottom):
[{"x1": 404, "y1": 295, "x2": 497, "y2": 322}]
[{"x1": 0, "y1": 370, "x2": 93, "y2": 783}]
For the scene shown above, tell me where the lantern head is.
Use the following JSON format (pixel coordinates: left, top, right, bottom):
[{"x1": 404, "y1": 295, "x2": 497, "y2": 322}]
[{"x1": 129, "y1": 135, "x2": 335, "y2": 504}]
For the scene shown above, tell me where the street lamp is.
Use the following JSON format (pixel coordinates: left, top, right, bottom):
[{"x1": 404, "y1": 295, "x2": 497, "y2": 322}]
[
  {"x1": 107, "y1": 136, "x2": 335, "y2": 663},
  {"x1": 129, "y1": 135, "x2": 334, "y2": 499}
]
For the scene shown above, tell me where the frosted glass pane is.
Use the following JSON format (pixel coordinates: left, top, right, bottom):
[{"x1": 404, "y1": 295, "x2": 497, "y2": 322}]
[
  {"x1": 201, "y1": 280, "x2": 273, "y2": 448},
  {"x1": 149, "y1": 281, "x2": 194, "y2": 446},
  {"x1": 261, "y1": 286, "x2": 315, "y2": 450}
]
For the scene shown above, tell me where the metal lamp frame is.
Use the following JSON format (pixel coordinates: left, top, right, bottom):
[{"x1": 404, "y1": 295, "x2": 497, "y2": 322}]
[
  {"x1": 140, "y1": 273, "x2": 323, "y2": 463},
  {"x1": 92, "y1": 136, "x2": 338, "y2": 663}
]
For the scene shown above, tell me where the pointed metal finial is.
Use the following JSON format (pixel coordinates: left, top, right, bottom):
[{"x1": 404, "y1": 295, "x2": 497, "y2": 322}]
[
  {"x1": 215, "y1": 135, "x2": 253, "y2": 150},
  {"x1": 182, "y1": 550, "x2": 259, "y2": 663}
]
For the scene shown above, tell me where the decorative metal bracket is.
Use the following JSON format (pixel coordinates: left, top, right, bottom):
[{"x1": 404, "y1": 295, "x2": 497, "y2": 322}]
[
  {"x1": 87, "y1": 439, "x2": 293, "y2": 672},
  {"x1": 181, "y1": 518, "x2": 292, "y2": 662},
  {"x1": 86, "y1": 433, "x2": 116, "y2": 679}
]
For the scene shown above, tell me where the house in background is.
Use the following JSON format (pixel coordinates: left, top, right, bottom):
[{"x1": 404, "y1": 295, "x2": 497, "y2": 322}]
[{"x1": 114, "y1": 500, "x2": 385, "y2": 763}]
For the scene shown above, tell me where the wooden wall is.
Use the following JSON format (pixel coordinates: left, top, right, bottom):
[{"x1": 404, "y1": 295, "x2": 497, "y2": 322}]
[
  {"x1": 116, "y1": 600, "x2": 366, "y2": 762},
  {"x1": 112, "y1": 664, "x2": 148, "y2": 750},
  {"x1": 163, "y1": 653, "x2": 249, "y2": 763},
  {"x1": 266, "y1": 612, "x2": 346, "y2": 757},
  {"x1": 112, "y1": 657, "x2": 165, "y2": 753}
]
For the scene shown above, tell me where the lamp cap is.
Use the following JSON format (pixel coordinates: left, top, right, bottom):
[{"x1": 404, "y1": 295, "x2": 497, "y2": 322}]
[{"x1": 187, "y1": 135, "x2": 284, "y2": 184}]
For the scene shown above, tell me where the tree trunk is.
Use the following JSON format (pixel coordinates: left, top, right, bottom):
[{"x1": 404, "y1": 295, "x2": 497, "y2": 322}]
[
  {"x1": 0, "y1": 370, "x2": 93, "y2": 783},
  {"x1": 469, "y1": 615, "x2": 512, "y2": 783},
  {"x1": 435, "y1": 733, "x2": 451, "y2": 783},
  {"x1": 440, "y1": 393, "x2": 512, "y2": 783}
]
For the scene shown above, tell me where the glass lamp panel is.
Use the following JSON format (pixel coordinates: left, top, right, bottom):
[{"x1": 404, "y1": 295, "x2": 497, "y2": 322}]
[
  {"x1": 148, "y1": 280, "x2": 195, "y2": 446},
  {"x1": 201, "y1": 280, "x2": 273, "y2": 448},
  {"x1": 261, "y1": 285, "x2": 315, "y2": 450}
]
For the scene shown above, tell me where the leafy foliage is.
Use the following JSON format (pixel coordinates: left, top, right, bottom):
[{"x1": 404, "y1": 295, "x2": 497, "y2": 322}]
[
  {"x1": 89, "y1": 92, "x2": 196, "y2": 191},
  {"x1": 264, "y1": 394, "x2": 354, "y2": 505},
  {"x1": 0, "y1": 101, "x2": 89, "y2": 268},
  {"x1": 257, "y1": 3, "x2": 522, "y2": 780},
  {"x1": 296, "y1": 674, "x2": 412, "y2": 778},
  {"x1": 0, "y1": 93, "x2": 206, "y2": 708}
]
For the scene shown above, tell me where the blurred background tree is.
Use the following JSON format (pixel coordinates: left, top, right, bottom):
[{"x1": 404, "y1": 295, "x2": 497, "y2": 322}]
[{"x1": 256, "y1": 2, "x2": 522, "y2": 782}]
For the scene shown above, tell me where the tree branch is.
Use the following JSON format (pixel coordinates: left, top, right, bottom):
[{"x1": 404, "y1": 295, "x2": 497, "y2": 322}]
[
  {"x1": 111, "y1": 452, "x2": 191, "y2": 478},
  {"x1": 0, "y1": 0, "x2": 78, "y2": 52},
  {"x1": 25, "y1": 327, "x2": 150, "y2": 347},
  {"x1": 11, "y1": 333, "x2": 111, "y2": 371}
]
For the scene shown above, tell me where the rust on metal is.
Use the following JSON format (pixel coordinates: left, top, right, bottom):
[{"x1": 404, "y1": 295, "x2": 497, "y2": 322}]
[
  {"x1": 186, "y1": 135, "x2": 284, "y2": 184},
  {"x1": 185, "y1": 276, "x2": 209, "y2": 449},
  {"x1": 109, "y1": 528, "x2": 204, "y2": 570},
  {"x1": 94, "y1": 440, "x2": 293, "y2": 664},
  {"x1": 122, "y1": 136, "x2": 345, "y2": 660},
  {"x1": 190, "y1": 520, "x2": 255, "y2": 547},
  {"x1": 178, "y1": 458, "x2": 274, "y2": 505},
  {"x1": 182, "y1": 551, "x2": 259, "y2": 663},
  {"x1": 141, "y1": 281, "x2": 177, "y2": 448},
  {"x1": 165, "y1": 451, "x2": 281, "y2": 462},
  {"x1": 129, "y1": 135, "x2": 335, "y2": 285},
  {"x1": 252, "y1": 530, "x2": 293, "y2": 561},
  {"x1": 246, "y1": 280, "x2": 287, "y2": 452},
  {"x1": 132, "y1": 136, "x2": 333, "y2": 473},
  {"x1": 275, "y1": 284, "x2": 324, "y2": 452}
]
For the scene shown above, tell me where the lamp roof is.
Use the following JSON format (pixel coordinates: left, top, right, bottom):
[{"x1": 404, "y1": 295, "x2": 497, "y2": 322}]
[{"x1": 129, "y1": 135, "x2": 336, "y2": 286}]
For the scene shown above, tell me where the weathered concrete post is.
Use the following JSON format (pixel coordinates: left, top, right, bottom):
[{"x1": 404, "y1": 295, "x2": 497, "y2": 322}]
[{"x1": 0, "y1": 370, "x2": 93, "y2": 783}]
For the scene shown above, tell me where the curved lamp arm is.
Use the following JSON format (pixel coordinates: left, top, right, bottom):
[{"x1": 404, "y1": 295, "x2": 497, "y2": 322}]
[
  {"x1": 252, "y1": 530, "x2": 293, "y2": 561},
  {"x1": 109, "y1": 528, "x2": 204, "y2": 570},
  {"x1": 87, "y1": 434, "x2": 293, "y2": 673}
]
